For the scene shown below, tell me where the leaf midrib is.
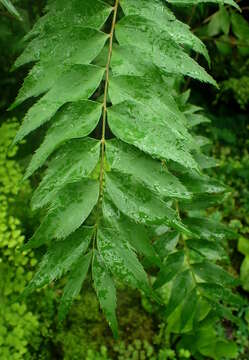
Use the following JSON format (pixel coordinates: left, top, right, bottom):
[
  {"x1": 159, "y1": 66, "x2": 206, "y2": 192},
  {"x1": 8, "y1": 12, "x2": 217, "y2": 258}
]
[{"x1": 95, "y1": 0, "x2": 120, "y2": 233}]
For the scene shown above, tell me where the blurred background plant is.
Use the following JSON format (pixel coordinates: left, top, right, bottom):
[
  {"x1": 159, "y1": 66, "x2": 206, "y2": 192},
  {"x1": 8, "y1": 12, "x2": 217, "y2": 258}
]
[
  {"x1": 0, "y1": 0, "x2": 249, "y2": 359},
  {"x1": 0, "y1": 119, "x2": 56, "y2": 359}
]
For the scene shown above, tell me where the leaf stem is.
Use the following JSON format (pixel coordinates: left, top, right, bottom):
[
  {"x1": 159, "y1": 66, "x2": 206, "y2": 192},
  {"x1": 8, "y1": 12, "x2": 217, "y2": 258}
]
[
  {"x1": 93, "y1": 0, "x2": 119, "y2": 247},
  {"x1": 99, "y1": 0, "x2": 119, "y2": 200}
]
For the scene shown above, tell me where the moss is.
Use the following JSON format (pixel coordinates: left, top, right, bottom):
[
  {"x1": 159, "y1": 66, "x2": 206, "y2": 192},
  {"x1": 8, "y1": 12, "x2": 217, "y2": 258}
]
[
  {"x1": 55, "y1": 288, "x2": 110, "y2": 359},
  {"x1": 117, "y1": 289, "x2": 157, "y2": 343},
  {"x1": 0, "y1": 119, "x2": 55, "y2": 360},
  {"x1": 113, "y1": 339, "x2": 156, "y2": 360},
  {"x1": 55, "y1": 285, "x2": 158, "y2": 359}
]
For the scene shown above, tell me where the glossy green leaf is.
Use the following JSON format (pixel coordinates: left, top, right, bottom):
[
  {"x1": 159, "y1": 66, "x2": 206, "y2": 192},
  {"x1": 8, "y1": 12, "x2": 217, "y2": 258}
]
[
  {"x1": 187, "y1": 238, "x2": 226, "y2": 261},
  {"x1": 103, "y1": 198, "x2": 161, "y2": 267},
  {"x1": 208, "y1": 341, "x2": 238, "y2": 360},
  {"x1": 193, "y1": 297, "x2": 211, "y2": 323},
  {"x1": 174, "y1": 170, "x2": 226, "y2": 195},
  {"x1": 109, "y1": 74, "x2": 194, "y2": 143},
  {"x1": 106, "y1": 140, "x2": 191, "y2": 200},
  {"x1": 26, "y1": 0, "x2": 113, "y2": 40},
  {"x1": 24, "y1": 227, "x2": 92, "y2": 293},
  {"x1": 183, "y1": 217, "x2": 234, "y2": 241},
  {"x1": 58, "y1": 251, "x2": 92, "y2": 320},
  {"x1": 194, "y1": 135, "x2": 211, "y2": 148},
  {"x1": 10, "y1": 63, "x2": 66, "y2": 110},
  {"x1": 106, "y1": 171, "x2": 190, "y2": 234},
  {"x1": 179, "y1": 323, "x2": 238, "y2": 359},
  {"x1": 15, "y1": 28, "x2": 108, "y2": 69},
  {"x1": 120, "y1": 0, "x2": 210, "y2": 62},
  {"x1": 115, "y1": 16, "x2": 216, "y2": 84},
  {"x1": 12, "y1": 28, "x2": 108, "y2": 109},
  {"x1": 25, "y1": 101, "x2": 102, "y2": 178},
  {"x1": 14, "y1": 65, "x2": 105, "y2": 144},
  {"x1": 97, "y1": 220, "x2": 150, "y2": 294},
  {"x1": 31, "y1": 138, "x2": 100, "y2": 210},
  {"x1": 93, "y1": 252, "x2": 118, "y2": 338},
  {"x1": 183, "y1": 103, "x2": 203, "y2": 115},
  {"x1": 108, "y1": 101, "x2": 198, "y2": 170},
  {"x1": 180, "y1": 193, "x2": 226, "y2": 211},
  {"x1": 25, "y1": 179, "x2": 99, "y2": 249}
]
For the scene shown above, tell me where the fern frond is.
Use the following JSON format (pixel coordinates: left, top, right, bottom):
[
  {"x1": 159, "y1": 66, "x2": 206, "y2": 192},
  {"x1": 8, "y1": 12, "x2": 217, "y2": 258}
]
[{"x1": 13, "y1": 0, "x2": 242, "y2": 336}]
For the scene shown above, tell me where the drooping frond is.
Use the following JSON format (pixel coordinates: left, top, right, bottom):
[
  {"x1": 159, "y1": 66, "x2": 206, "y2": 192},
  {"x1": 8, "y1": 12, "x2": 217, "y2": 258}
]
[{"x1": 13, "y1": 0, "x2": 242, "y2": 336}]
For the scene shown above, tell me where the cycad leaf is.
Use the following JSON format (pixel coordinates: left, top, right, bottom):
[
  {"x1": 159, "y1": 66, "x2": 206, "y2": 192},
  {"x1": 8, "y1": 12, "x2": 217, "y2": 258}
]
[
  {"x1": 14, "y1": 65, "x2": 105, "y2": 143},
  {"x1": 25, "y1": 101, "x2": 102, "y2": 178},
  {"x1": 24, "y1": 227, "x2": 92, "y2": 293},
  {"x1": 93, "y1": 252, "x2": 118, "y2": 338},
  {"x1": 25, "y1": 179, "x2": 99, "y2": 249},
  {"x1": 58, "y1": 251, "x2": 92, "y2": 321},
  {"x1": 31, "y1": 138, "x2": 100, "y2": 210}
]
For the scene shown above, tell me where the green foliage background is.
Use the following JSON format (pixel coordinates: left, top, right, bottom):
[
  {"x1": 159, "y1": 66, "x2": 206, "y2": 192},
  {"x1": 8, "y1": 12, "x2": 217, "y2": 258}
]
[{"x1": 0, "y1": 0, "x2": 249, "y2": 359}]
